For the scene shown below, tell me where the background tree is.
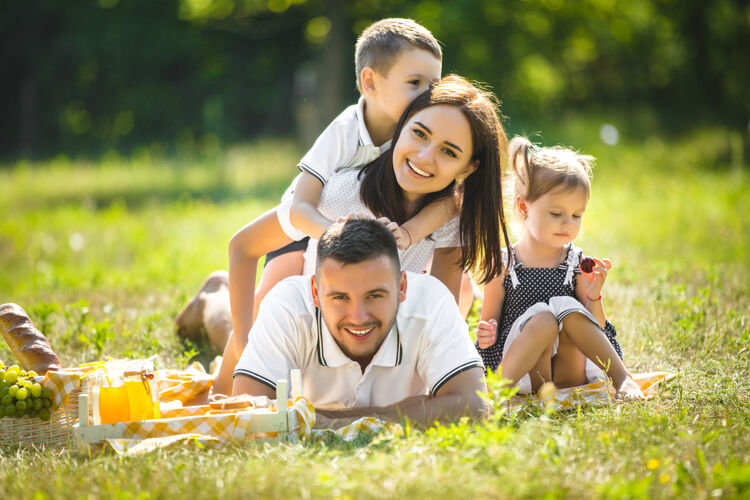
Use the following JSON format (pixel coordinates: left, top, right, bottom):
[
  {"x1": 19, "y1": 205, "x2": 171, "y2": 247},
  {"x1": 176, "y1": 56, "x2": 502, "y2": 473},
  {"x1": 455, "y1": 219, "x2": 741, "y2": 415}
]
[{"x1": 1, "y1": 0, "x2": 747, "y2": 160}]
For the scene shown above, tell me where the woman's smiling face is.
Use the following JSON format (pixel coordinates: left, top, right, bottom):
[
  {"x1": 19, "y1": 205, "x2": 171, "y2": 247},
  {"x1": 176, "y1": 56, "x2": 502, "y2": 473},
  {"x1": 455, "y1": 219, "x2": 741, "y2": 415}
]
[{"x1": 392, "y1": 104, "x2": 477, "y2": 201}]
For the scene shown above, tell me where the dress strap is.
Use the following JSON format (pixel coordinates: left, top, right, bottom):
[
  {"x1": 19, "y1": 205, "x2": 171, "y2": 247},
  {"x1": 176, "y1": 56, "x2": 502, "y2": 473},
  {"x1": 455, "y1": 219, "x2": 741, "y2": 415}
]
[
  {"x1": 562, "y1": 243, "x2": 583, "y2": 288},
  {"x1": 505, "y1": 246, "x2": 521, "y2": 288}
]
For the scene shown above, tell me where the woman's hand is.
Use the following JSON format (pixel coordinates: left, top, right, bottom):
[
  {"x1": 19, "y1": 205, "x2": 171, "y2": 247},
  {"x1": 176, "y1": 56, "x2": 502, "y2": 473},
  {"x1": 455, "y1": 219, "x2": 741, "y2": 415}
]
[
  {"x1": 375, "y1": 217, "x2": 411, "y2": 250},
  {"x1": 578, "y1": 257, "x2": 612, "y2": 302},
  {"x1": 476, "y1": 319, "x2": 498, "y2": 349}
]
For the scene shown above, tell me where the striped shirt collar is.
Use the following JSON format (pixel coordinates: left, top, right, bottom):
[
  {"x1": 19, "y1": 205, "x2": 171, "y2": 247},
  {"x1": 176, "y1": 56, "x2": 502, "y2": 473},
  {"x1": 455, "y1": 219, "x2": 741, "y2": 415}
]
[{"x1": 356, "y1": 96, "x2": 392, "y2": 151}]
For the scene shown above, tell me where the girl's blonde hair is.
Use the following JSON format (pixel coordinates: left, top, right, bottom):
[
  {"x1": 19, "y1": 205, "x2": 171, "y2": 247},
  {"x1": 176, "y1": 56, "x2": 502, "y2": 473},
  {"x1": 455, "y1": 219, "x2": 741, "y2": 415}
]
[{"x1": 508, "y1": 136, "x2": 595, "y2": 205}]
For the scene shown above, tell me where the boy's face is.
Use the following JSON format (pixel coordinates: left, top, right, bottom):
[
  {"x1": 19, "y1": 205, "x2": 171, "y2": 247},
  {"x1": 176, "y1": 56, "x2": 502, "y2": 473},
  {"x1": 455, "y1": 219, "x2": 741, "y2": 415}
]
[{"x1": 372, "y1": 48, "x2": 441, "y2": 125}]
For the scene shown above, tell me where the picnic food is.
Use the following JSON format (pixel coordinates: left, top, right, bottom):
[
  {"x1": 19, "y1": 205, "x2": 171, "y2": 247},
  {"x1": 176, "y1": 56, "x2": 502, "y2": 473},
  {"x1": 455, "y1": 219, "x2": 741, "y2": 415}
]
[
  {"x1": 0, "y1": 362, "x2": 54, "y2": 420},
  {"x1": 0, "y1": 303, "x2": 62, "y2": 374},
  {"x1": 579, "y1": 257, "x2": 595, "y2": 274},
  {"x1": 208, "y1": 394, "x2": 269, "y2": 411},
  {"x1": 209, "y1": 394, "x2": 255, "y2": 410},
  {"x1": 90, "y1": 358, "x2": 162, "y2": 424}
]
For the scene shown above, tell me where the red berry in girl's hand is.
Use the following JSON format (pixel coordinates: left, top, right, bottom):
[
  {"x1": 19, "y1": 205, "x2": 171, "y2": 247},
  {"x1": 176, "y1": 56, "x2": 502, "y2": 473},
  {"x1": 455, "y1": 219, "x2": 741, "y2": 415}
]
[{"x1": 580, "y1": 257, "x2": 595, "y2": 274}]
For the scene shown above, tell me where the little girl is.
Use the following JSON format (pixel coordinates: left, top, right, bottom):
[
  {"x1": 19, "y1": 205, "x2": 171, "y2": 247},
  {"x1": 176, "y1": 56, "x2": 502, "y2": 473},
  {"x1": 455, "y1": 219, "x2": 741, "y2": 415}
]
[{"x1": 476, "y1": 137, "x2": 643, "y2": 399}]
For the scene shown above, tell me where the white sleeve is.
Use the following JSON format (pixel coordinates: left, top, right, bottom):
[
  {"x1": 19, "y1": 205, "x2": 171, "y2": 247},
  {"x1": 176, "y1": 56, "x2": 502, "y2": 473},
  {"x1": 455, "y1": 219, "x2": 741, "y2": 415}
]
[
  {"x1": 277, "y1": 179, "x2": 308, "y2": 241},
  {"x1": 277, "y1": 117, "x2": 355, "y2": 241},
  {"x1": 416, "y1": 286, "x2": 484, "y2": 394},
  {"x1": 298, "y1": 119, "x2": 354, "y2": 184},
  {"x1": 279, "y1": 174, "x2": 300, "y2": 204},
  {"x1": 433, "y1": 215, "x2": 461, "y2": 249},
  {"x1": 233, "y1": 283, "x2": 304, "y2": 390}
]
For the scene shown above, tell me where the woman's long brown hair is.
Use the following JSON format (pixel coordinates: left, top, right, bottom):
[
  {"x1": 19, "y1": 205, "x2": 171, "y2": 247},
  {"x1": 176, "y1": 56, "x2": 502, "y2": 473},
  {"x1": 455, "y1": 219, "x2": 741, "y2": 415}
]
[{"x1": 359, "y1": 74, "x2": 511, "y2": 283}]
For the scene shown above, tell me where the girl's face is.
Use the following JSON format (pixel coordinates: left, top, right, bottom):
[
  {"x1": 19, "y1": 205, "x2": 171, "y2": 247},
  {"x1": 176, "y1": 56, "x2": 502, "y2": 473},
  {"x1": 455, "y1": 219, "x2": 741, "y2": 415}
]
[
  {"x1": 519, "y1": 186, "x2": 588, "y2": 249},
  {"x1": 392, "y1": 104, "x2": 477, "y2": 202}
]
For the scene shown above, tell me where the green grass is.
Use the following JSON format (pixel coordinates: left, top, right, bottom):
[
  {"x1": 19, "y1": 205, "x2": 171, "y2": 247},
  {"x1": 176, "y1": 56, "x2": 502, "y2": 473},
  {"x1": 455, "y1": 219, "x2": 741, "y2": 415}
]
[{"x1": 1, "y1": 131, "x2": 748, "y2": 499}]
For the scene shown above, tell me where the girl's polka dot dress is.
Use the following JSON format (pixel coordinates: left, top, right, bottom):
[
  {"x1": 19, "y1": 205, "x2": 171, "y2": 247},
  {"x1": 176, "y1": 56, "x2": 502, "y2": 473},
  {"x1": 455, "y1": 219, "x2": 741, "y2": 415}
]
[{"x1": 478, "y1": 243, "x2": 623, "y2": 372}]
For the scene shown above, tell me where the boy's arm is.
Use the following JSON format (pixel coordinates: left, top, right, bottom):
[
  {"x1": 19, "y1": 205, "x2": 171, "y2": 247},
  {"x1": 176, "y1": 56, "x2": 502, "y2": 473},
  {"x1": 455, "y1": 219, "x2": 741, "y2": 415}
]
[
  {"x1": 212, "y1": 209, "x2": 293, "y2": 396},
  {"x1": 476, "y1": 274, "x2": 505, "y2": 349},
  {"x1": 399, "y1": 197, "x2": 457, "y2": 249},
  {"x1": 288, "y1": 171, "x2": 334, "y2": 239}
]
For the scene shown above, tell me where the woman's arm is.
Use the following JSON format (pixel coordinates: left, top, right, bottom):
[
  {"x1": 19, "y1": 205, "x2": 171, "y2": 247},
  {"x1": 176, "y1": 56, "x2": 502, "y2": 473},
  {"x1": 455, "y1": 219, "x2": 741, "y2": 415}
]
[
  {"x1": 429, "y1": 247, "x2": 464, "y2": 303},
  {"x1": 476, "y1": 274, "x2": 505, "y2": 349},
  {"x1": 212, "y1": 209, "x2": 293, "y2": 396},
  {"x1": 399, "y1": 197, "x2": 457, "y2": 249},
  {"x1": 288, "y1": 171, "x2": 334, "y2": 239}
]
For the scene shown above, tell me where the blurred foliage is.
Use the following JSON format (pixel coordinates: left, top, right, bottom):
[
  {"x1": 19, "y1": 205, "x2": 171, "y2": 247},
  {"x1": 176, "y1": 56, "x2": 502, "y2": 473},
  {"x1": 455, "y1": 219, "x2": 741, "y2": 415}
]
[{"x1": 2, "y1": 0, "x2": 748, "y2": 159}]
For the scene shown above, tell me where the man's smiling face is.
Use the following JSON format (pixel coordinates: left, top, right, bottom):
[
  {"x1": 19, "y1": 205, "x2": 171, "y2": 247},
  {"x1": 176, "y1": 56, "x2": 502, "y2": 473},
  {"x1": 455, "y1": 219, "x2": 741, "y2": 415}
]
[{"x1": 312, "y1": 255, "x2": 407, "y2": 370}]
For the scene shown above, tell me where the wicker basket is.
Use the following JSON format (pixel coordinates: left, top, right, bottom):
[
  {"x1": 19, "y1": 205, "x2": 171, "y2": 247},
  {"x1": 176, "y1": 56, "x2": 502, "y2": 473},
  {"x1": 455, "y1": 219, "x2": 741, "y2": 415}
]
[{"x1": 0, "y1": 378, "x2": 90, "y2": 448}]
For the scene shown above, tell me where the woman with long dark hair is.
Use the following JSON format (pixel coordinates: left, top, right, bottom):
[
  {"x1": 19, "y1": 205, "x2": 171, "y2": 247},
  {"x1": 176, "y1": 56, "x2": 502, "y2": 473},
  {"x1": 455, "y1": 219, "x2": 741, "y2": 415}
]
[{"x1": 193, "y1": 75, "x2": 513, "y2": 394}]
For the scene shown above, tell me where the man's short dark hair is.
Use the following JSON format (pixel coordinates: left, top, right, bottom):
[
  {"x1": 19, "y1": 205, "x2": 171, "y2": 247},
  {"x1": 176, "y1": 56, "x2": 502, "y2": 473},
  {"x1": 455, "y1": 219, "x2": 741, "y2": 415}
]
[{"x1": 316, "y1": 219, "x2": 400, "y2": 277}]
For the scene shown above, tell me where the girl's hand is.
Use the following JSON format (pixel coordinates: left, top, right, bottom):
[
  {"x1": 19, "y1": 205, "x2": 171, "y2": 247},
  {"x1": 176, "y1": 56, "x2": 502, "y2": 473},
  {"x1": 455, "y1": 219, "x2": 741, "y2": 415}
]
[
  {"x1": 376, "y1": 217, "x2": 411, "y2": 250},
  {"x1": 476, "y1": 319, "x2": 498, "y2": 349},
  {"x1": 578, "y1": 257, "x2": 612, "y2": 301}
]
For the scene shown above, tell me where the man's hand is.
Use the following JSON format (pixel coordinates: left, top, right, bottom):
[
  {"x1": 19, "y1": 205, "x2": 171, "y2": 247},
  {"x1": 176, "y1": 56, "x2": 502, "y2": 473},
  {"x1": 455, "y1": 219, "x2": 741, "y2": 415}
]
[
  {"x1": 308, "y1": 368, "x2": 488, "y2": 429},
  {"x1": 476, "y1": 319, "x2": 498, "y2": 349}
]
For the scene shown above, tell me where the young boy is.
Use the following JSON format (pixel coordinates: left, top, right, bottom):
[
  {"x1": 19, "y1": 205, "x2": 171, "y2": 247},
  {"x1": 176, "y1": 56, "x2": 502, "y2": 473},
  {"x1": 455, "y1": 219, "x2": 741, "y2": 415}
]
[{"x1": 198, "y1": 18, "x2": 457, "y2": 396}]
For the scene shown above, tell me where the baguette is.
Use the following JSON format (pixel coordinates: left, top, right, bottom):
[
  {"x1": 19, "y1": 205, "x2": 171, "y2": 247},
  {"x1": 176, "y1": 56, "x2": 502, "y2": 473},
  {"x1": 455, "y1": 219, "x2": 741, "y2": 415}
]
[{"x1": 0, "y1": 303, "x2": 62, "y2": 374}]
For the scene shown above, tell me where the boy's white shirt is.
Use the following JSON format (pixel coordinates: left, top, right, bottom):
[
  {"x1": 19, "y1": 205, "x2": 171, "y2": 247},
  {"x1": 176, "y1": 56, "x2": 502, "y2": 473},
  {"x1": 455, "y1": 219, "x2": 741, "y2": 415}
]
[
  {"x1": 277, "y1": 96, "x2": 391, "y2": 241},
  {"x1": 301, "y1": 168, "x2": 459, "y2": 275}
]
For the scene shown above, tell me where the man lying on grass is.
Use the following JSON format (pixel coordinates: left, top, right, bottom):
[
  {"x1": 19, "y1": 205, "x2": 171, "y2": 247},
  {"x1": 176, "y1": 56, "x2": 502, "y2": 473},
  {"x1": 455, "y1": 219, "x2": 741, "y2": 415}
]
[{"x1": 232, "y1": 219, "x2": 488, "y2": 428}]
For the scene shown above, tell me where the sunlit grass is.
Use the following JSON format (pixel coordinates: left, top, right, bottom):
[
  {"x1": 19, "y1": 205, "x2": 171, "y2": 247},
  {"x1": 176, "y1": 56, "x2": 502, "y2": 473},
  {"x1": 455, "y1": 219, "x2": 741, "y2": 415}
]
[{"x1": 0, "y1": 131, "x2": 748, "y2": 499}]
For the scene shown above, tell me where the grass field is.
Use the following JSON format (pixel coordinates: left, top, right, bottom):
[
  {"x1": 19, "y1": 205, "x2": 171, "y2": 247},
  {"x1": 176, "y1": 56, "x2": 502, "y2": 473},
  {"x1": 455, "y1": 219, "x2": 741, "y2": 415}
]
[{"x1": 1, "y1": 127, "x2": 748, "y2": 499}]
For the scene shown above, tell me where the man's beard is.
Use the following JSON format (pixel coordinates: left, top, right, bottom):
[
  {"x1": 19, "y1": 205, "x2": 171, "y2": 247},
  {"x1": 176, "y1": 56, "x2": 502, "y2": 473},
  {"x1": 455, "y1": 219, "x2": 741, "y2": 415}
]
[{"x1": 322, "y1": 300, "x2": 399, "y2": 362}]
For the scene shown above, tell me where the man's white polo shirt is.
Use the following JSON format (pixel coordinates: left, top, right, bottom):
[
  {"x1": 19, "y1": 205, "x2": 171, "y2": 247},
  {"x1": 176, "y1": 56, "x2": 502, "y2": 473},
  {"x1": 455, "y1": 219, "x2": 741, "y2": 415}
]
[{"x1": 234, "y1": 272, "x2": 483, "y2": 410}]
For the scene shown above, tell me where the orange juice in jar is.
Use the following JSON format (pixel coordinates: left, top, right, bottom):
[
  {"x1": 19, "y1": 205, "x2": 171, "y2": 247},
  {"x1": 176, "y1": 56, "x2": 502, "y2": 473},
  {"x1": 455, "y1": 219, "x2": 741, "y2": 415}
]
[
  {"x1": 98, "y1": 381, "x2": 130, "y2": 424},
  {"x1": 124, "y1": 366, "x2": 161, "y2": 421},
  {"x1": 125, "y1": 375, "x2": 153, "y2": 421}
]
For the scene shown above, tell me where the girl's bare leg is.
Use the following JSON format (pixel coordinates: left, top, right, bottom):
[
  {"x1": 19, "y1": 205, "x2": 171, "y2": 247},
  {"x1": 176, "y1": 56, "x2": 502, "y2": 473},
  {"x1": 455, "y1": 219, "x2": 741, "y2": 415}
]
[
  {"x1": 528, "y1": 342, "x2": 555, "y2": 393},
  {"x1": 553, "y1": 313, "x2": 644, "y2": 399},
  {"x1": 551, "y1": 329, "x2": 588, "y2": 388},
  {"x1": 499, "y1": 312, "x2": 557, "y2": 390}
]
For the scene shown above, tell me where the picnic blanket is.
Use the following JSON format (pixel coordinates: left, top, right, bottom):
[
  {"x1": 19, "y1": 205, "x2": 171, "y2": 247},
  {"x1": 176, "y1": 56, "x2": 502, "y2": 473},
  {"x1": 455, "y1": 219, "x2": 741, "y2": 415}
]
[
  {"x1": 96, "y1": 371, "x2": 675, "y2": 456},
  {"x1": 505, "y1": 371, "x2": 676, "y2": 414},
  {"x1": 96, "y1": 397, "x2": 316, "y2": 456},
  {"x1": 38, "y1": 361, "x2": 674, "y2": 456},
  {"x1": 38, "y1": 358, "x2": 218, "y2": 411}
]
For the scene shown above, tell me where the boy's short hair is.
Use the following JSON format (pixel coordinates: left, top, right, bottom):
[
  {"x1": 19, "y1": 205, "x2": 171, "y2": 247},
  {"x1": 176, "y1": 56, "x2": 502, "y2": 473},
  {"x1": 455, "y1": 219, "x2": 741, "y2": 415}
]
[{"x1": 355, "y1": 18, "x2": 442, "y2": 92}]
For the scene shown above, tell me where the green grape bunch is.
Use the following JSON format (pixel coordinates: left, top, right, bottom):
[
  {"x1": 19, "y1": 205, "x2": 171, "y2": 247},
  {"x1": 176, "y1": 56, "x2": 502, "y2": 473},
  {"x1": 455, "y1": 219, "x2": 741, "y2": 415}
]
[{"x1": 0, "y1": 361, "x2": 54, "y2": 421}]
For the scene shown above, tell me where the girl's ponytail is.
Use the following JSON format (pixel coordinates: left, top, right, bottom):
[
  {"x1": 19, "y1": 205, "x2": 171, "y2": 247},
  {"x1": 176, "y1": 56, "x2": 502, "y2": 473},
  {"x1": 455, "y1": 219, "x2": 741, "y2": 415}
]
[
  {"x1": 507, "y1": 136, "x2": 594, "y2": 206},
  {"x1": 508, "y1": 136, "x2": 534, "y2": 200}
]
